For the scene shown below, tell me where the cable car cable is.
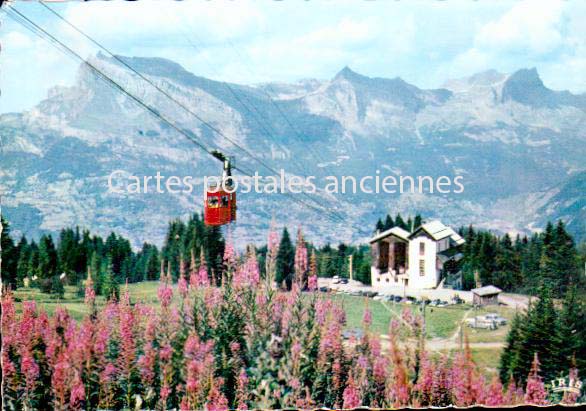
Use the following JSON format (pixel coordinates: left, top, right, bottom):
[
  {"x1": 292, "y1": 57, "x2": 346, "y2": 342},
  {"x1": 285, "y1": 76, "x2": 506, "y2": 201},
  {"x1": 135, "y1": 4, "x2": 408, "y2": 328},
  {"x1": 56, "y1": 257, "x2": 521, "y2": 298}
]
[
  {"x1": 4, "y1": 5, "x2": 358, "y2": 231},
  {"x1": 36, "y1": 1, "x2": 347, "y2": 224}
]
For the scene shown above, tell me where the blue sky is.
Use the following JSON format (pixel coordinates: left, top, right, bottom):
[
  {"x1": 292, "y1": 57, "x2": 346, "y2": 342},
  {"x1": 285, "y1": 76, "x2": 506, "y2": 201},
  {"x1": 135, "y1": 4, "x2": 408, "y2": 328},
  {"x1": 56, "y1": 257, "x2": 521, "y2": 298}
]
[{"x1": 1, "y1": 0, "x2": 585, "y2": 113}]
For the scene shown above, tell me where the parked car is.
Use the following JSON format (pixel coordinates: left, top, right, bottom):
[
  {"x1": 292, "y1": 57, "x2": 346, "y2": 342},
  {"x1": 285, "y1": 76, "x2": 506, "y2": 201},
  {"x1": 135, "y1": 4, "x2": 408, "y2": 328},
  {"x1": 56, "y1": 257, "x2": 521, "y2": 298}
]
[
  {"x1": 332, "y1": 275, "x2": 341, "y2": 284},
  {"x1": 465, "y1": 314, "x2": 504, "y2": 330},
  {"x1": 452, "y1": 296, "x2": 464, "y2": 305},
  {"x1": 465, "y1": 317, "x2": 496, "y2": 330},
  {"x1": 393, "y1": 296, "x2": 403, "y2": 303},
  {"x1": 319, "y1": 286, "x2": 329, "y2": 293},
  {"x1": 339, "y1": 278, "x2": 349, "y2": 284},
  {"x1": 483, "y1": 313, "x2": 507, "y2": 326}
]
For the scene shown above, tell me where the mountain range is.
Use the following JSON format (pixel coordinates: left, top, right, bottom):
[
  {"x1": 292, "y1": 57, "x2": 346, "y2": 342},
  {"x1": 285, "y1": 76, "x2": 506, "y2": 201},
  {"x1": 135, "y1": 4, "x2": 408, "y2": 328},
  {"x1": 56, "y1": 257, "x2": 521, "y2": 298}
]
[{"x1": 1, "y1": 53, "x2": 585, "y2": 247}]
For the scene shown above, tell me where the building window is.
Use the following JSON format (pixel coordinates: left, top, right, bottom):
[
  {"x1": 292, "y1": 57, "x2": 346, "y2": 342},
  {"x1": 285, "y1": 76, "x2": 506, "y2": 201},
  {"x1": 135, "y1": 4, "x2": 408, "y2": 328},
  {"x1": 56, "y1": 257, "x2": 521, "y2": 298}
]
[
  {"x1": 419, "y1": 242, "x2": 425, "y2": 256},
  {"x1": 419, "y1": 260, "x2": 425, "y2": 276}
]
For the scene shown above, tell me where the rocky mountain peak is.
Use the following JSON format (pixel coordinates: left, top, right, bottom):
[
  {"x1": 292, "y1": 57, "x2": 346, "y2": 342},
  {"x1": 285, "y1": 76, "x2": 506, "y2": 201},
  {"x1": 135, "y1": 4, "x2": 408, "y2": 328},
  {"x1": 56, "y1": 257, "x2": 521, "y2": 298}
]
[
  {"x1": 501, "y1": 67, "x2": 554, "y2": 107},
  {"x1": 334, "y1": 66, "x2": 365, "y2": 82}
]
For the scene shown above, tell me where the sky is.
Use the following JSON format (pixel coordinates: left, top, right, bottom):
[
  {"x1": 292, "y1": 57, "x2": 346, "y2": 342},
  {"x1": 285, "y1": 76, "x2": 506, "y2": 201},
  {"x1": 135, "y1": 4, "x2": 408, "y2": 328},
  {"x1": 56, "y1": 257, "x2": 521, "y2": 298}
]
[{"x1": 1, "y1": 0, "x2": 585, "y2": 113}]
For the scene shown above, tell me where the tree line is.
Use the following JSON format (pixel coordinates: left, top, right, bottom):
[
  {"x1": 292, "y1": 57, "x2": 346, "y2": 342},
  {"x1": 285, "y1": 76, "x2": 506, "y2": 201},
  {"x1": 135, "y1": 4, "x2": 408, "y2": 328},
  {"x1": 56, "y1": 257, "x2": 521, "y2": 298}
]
[
  {"x1": 3, "y1": 212, "x2": 584, "y2": 298},
  {"x1": 375, "y1": 213, "x2": 423, "y2": 233},
  {"x1": 1, "y1": 215, "x2": 371, "y2": 294},
  {"x1": 0, "y1": 214, "x2": 225, "y2": 298},
  {"x1": 460, "y1": 221, "x2": 584, "y2": 297}
]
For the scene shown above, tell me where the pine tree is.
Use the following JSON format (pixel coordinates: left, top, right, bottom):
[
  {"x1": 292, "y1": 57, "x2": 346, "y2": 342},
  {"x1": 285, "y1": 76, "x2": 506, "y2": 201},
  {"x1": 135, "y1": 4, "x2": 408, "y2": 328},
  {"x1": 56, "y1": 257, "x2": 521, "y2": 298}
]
[
  {"x1": 494, "y1": 234, "x2": 521, "y2": 290},
  {"x1": 276, "y1": 228, "x2": 295, "y2": 290},
  {"x1": 27, "y1": 241, "x2": 39, "y2": 282},
  {"x1": 38, "y1": 234, "x2": 58, "y2": 280},
  {"x1": 205, "y1": 224, "x2": 225, "y2": 285},
  {"x1": 384, "y1": 215, "x2": 394, "y2": 230},
  {"x1": 552, "y1": 221, "x2": 579, "y2": 296},
  {"x1": 406, "y1": 217, "x2": 413, "y2": 232},
  {"x1": 0, "y1": 216, "x2": 17, "y2": 288},
  {"x1": 375, "y1": 219, "x2": 384, "y2": 232},
  {"x1": 394, "y1": 214, "x2": 407, "y2": 230},
  {"x1": 16, "y1": 236, "x2": 30, "y2": 287},
  {"x1": 89, "y1": 252, "x2": 102, "y2": 295},
  {"x1": 101, "y1": 258, "x2": 119, "y2": 300},
  {"x1": 58, "y1": 228, "x2": 80, "y2": 282},
  {"x1": 50, "y1": 273, "x2": 65, "y2": 298},
  {"x1": 499, "y1": 314, "x2": 523, "y2": 383},
  {"x1": 516, "y1": 286, "x2": 564, "y2": 384},
  {"x1": 559, "y1": 286, "x2": 585, "y2": 374}
]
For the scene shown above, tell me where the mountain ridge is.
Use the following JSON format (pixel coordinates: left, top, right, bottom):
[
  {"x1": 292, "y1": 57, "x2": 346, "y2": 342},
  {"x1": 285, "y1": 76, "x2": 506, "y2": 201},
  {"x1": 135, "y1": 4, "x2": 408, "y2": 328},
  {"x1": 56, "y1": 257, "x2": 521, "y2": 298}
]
[{"x1": 2, "y1": 54, "x2": 585, "y2": 246}]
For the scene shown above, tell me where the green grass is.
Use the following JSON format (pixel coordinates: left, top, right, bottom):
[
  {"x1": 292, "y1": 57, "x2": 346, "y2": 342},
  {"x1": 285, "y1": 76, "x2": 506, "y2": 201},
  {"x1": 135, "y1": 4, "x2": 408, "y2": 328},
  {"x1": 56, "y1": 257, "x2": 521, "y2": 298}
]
[
  {"x1": 12, "y1": 284, "x2": 512, "y2": 376},
  {"x1": 424, "y1": 304, "x2": 470, "y2": 339},
  {"x1": 330, "y1": 293, "x2": 397, "y2": 335},
  {"x1": 13, "y1": 285, "x2": 512, "y2": 352},
  {"x1": 329, "y1": 293, "x2": 470, "y2": 339},
  {"x1": 12, "y1": 282, "x2": 175, "y2": 321},
  {"x1": 438, "y1": 346, "x2": 503, "y2": 377}
]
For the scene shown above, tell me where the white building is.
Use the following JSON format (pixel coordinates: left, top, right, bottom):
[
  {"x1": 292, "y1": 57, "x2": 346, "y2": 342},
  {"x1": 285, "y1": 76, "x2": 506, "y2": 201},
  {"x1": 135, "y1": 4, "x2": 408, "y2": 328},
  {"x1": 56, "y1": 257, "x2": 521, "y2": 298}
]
[{"x1": 370, "y1": 220, "x2": 465, "y2": 291}]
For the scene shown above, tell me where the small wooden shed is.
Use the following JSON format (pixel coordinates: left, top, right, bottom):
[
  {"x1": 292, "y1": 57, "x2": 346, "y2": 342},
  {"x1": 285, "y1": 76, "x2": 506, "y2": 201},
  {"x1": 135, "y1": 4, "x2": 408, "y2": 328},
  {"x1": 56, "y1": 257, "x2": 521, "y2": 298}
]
[{"x1": 471, "y1": 285, "x2": 502, "y2": 306}]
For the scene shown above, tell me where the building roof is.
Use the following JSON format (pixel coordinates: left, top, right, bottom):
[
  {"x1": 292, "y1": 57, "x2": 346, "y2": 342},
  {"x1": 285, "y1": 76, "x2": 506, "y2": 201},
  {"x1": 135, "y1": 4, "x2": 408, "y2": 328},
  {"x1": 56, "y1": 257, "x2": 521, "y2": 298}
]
[
  {"x1": 369, "y1": 226, "x2": 411, "y2": 243},
  {"x1": 411, "y1": 220, "x2": 465, "y2": 246},
  {"x1": 437, "y1": 251, "x2": 464, "y2": 264},
  {"x1": 471, "y1": 285, "x2": 502, "y2": 296}
]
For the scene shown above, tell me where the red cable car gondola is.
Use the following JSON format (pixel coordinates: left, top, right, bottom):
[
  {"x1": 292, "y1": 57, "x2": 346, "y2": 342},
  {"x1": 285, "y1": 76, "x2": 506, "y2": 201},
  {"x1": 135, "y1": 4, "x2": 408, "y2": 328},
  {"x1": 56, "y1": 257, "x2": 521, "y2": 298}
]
[{"x1": 204, "y1": 151, "x2": 237, "y2": 226}]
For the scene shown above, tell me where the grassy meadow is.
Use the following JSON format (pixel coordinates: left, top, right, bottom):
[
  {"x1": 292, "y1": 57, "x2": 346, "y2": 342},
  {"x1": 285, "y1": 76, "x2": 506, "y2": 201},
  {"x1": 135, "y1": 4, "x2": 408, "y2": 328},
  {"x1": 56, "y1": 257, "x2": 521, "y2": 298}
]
[{"x1": 11, "y1": 282, "x2": 515, "y2": 375}]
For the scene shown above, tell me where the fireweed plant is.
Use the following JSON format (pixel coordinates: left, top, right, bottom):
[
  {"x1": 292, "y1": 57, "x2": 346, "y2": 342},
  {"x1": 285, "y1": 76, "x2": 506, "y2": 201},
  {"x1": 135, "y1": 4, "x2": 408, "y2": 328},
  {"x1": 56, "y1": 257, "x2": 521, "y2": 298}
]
[{"x1": 1, "y1": 227, "x2": 580, "y2": 410}]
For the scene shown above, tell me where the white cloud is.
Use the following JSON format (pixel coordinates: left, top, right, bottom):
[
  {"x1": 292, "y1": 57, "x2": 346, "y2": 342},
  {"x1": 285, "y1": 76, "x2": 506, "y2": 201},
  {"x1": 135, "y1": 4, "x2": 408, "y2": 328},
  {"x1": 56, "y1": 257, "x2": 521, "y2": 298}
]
[
  {"x1": 62, "y1": 0, "x2": 265, "y2": 44},
  {"x1": 297, "y1": 17, "x2": 379, "y2": 48},
  {"x1": 0, "y1": 27, "x2": 77, "y2": 113},
  {"x1": 2, "y1": 0, "x2": 585, "y2": 114},
  {"x1": 440, "y1": 0, "x2": 586, "y2": 93},
  {"x1": 475, "y1": 0, "x2": 564, "y2": 55}
]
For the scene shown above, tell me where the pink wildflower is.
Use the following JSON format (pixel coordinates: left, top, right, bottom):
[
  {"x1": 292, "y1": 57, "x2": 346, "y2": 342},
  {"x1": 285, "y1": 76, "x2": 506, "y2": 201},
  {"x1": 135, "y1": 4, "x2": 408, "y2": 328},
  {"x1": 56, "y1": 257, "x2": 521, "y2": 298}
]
[
  {"x1": 189, "y1": 249, "x2": 198, "y2": 287},
  {"x1": 69, "y1": 374, "x2": 85, "y2": 409},
  {"x1": 363, "y1": 308, "x2": 372, "y2": 327},
  {"x1": 199, "y1": 248, "x2": 210, "y2": 287},
  {"x1": 236, "y1": 368, "x2": 249, "y2": 410},
  {"x1": 178, "y1": 255, "x2": 189, "y2": 298},
  {"x1": 343, "y1": 375, "x2": 361, "y2": 409},
  {"x1": 223, "y1": 231, "x2": 237, "y2": 272},
  {"x1": 294, "y1": 227, "x2": 308, "y2": 287},
  {"x1": 157, "y1": 272, "x2": 173, "y2": 308},
  {"x1": 20, "y1": 351, "x2": 40, "y2": 393},
  {"x1": 207, "y1": 378, "x2": 229, "y2": 411},
  {"x1": 485, "y1": 375, "x2": 504, "y2": 406},
  {"x1": 84, "y1": 269, "x2": 96, "y2": 306},
  {"x1": 524, "y1": 353, "x2": 548, "y2": 405}
]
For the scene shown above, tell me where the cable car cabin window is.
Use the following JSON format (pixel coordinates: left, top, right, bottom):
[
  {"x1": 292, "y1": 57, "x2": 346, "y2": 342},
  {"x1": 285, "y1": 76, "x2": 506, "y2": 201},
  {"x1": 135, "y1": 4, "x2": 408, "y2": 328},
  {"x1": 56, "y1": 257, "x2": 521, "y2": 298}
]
[
  {"x1": 208, "y1": 197, "x2": 219, "y2": 208},
  {"x1": 221, "y1": 195, "x2": 229, "y2": 207}
]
